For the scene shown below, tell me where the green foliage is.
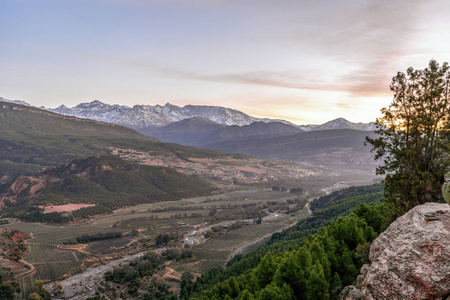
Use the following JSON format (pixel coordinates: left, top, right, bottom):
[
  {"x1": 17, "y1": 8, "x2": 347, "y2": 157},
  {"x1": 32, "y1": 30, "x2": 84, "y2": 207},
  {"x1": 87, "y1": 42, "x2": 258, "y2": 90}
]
[
  {"x1": 161, "y1": 248, "x2": 193, "y2": 261},
  {"x1": 105, "y1": 252, "x2": 163, "y2": 283},
  {"x1": 0, "y1": 271, "x2": 19, "y2": 300},
  {"x1": 104, "y1": 251, "x2": 175, "y2": 298},
  {"x1": 30, "y1": 280, "x2": 50, "y2": 300},
  {"x1": 75, "y1": 231, "x2": 122, "y2": 243},
  {"x1": 188, "y1": 205, "x2": 384, "y2": 299},
  {"x1": 155, "y1": 233, "x2": 179, "y2": 246},
  {"x1": 253, "y1": 253, "x2": 277, "y2": 289},
  {"x1": 20, "y1": 210, "x2": 72, "y2": 223},
  {"x1": 0, "y1": 160, "x2": 41, "y2": 180},
  {"x1": 190, "y1": 204, "x2": 389, "y2": 299},
  {"x1": 313, "y1": 192, "x2": 382, "y2": 219},
  {"x1": 310, "y1": 183, "x2": 383, "y2": 212},
  {"x1": 366, "y1": 60, "x2": 450, "y2": 215},
  {"x1": 306, "y1": 264, "x2": 329, "y2": 300},
  {"x1": 180, "y1": 184, "x2": 386, "y2": 300},
  {"x1": 4, "y1": 155, "x2": 213, "y2": 221}
]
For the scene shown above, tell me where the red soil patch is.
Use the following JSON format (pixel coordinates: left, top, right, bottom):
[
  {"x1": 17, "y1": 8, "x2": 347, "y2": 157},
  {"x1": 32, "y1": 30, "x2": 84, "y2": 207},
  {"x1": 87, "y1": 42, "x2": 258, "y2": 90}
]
[
  {"x1": 29, "y1": 181, "x2": 45, "y2": 196},
  {"x1": 0, "y1": 257, "x2": 27, "y2": 276},
  {"x1": 39, "y1": 204, "x2": 95, "y2": 213},
  {"x1": 161, "y1": 266, "x2": 182, "y2": 282},
  {"x1": 11, "y1": 232, "x2": 28, "y2": 245}
]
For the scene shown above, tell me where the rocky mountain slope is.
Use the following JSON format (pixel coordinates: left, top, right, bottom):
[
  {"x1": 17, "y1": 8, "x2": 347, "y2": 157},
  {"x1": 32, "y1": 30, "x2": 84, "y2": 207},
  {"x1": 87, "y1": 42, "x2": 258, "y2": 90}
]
[
  {"x1": 48, "y1": 100, "x2": 284, "y2": 129},
  {"x1": 49, "y1": 100, "x2": 376, "y2": 132},
  {"x1": 302, "y1": 117, "x2": 376, "y2": 132}
]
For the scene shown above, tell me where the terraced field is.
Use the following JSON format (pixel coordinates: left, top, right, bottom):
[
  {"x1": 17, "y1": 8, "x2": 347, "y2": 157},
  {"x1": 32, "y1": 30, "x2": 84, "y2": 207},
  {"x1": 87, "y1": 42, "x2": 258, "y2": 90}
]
[
  {"x1": 1, "y1": 221, "x2": 115, "y2": 296},
  {"x1": 25, "y1": 243, "x2": 87, "y2": 280}
]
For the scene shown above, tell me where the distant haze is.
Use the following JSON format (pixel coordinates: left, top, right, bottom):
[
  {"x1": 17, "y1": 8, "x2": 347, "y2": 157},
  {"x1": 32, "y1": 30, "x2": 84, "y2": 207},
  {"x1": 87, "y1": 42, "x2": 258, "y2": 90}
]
[{"x1": 2, "y1": 0, "x2": 450, "y2": 124}]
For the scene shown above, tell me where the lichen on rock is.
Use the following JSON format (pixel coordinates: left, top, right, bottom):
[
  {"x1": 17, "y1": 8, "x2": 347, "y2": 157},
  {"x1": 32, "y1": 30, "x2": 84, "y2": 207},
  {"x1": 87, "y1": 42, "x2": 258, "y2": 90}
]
[{"x1": 360, "y1": 202, "x2": 450, "y2": 300}]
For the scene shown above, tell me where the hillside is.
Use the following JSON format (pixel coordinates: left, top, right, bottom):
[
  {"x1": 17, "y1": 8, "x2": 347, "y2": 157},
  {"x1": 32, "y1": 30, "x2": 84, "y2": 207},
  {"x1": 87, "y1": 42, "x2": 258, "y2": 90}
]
[
  {"x1": 0, "y1": 155, "x2": 213, "y2": 222},
  {"x1": 0, "y1": 100, "x2": 379, "y2": 171},
  {"x1": 204, "y1": 129, "x2": 377, "y2": 168},
  {"x1": 142, "y1": 119, "x2": 303, "y2": 147},
  {"x1": 0, "y1": 101, "x2": 151, "y2": 139},
  {"x1": 0, "y1": 101, "x2": 239, "y2": 166},
  {"x1": 0, "y1": 101, "x2": 155, "y2": 165},
  {"x1": 202, "y1": 121, "x2": 304, "y2": 145},
  {"x1": 179, "y1": 183, "x2": 386, "y2": 299},
  {"x1": 139, "y1": 117, "x2": 226, "y2": 146},
  {"x1": 0, "y1": 101, "x2": 335, "y2": 189}
]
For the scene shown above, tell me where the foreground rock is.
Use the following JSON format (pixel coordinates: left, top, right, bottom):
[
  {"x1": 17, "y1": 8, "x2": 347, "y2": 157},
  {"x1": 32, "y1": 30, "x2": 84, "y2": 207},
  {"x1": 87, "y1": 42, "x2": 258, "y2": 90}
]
[{"x1": 361, "y1": 202, "x2": 450, "y2": 300}]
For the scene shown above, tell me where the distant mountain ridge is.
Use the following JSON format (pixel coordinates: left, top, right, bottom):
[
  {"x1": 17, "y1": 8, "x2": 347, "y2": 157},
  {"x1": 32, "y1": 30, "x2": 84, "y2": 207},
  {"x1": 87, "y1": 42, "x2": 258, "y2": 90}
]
[
  {"x1": 205, "y1": 128, "x2": 378, "y2": 168},
  {"x1": 48, "y1": 100, "x2": 290, "y2": 129},
  {"x1": 0, "y1": 97, "x2": 376, "y2": 132},
  {"x1": 0, "y1": 98, "x2": 378, "y2": 173},
  {"x1": 301, "y1": 117, "x2": 377, "y2": 132}
]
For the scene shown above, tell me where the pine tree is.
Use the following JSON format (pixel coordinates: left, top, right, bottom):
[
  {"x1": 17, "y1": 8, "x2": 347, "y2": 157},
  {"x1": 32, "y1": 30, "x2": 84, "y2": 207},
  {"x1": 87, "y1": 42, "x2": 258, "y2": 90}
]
[{"x1": 366, "y1": 60, "x2": 450, "y2": 215}]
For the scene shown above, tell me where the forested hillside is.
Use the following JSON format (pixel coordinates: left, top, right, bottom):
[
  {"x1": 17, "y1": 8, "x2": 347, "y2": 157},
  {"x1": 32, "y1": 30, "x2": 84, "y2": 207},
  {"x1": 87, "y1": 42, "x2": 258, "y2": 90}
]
[
  {"x1": 180, "y1": 184, "x2": 386, "y2": 299},
  {"x1": 0, "y1": 156, "x2": 213, "y2": 222}
]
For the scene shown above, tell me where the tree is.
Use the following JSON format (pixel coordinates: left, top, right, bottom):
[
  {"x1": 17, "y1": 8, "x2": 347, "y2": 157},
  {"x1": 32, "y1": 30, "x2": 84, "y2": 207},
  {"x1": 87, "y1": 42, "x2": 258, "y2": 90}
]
[
  {"x1": 0, "y1": 272, "x2": 18, "y2": 300},
  {"x1": 366, "y1": 60, "x2": 450, "y2": 215},
  {"x1": 253, "y1": 253, "x2": 277, "y2": 289},
  {"x1": 31, "y1": 280, "x2": 51, "y2": 300},
  {"x1": 306, "y1": 264, "x2": 330, "y2": 300}
]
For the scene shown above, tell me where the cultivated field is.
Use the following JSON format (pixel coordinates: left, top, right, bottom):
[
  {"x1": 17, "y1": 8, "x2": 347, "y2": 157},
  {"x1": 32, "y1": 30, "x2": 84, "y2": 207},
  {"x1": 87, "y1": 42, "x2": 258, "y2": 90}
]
[{"x1": 1, "y1": 166, "x2": 378, "y2": 298}]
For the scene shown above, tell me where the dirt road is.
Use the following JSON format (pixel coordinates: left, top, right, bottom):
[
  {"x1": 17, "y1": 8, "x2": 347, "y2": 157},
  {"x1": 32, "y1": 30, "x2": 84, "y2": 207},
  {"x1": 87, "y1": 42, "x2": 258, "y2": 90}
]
[{"x1": 44, "y1": 252, "x2": 146, "y2": 299}]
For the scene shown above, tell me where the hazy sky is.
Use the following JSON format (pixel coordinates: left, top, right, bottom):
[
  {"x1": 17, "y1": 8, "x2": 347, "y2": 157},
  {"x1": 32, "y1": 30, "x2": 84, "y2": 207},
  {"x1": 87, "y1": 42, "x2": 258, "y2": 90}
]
[{"x1": 1, "y1": 0, "x2": 450, "y2": 124}]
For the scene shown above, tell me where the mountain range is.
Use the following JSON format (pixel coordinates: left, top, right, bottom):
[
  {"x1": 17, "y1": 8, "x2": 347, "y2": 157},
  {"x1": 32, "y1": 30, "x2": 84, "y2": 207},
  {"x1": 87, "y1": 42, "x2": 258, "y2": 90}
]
[
  {"x1": 49, "y1": 100, "x2": 288, "y2": 129},
  {"x1": 0, "y1": 97, "x2": 378, "y2": 169},
  {"x1": 0, "y1": 97, "x2": 376, "y2": 132}
]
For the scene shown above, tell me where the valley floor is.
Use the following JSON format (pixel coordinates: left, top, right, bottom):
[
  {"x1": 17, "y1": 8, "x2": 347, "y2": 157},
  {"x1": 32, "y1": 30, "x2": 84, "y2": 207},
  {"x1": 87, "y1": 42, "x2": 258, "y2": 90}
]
[{"x1": 0, "y1": 168, "x2": 378, "y2": 299}]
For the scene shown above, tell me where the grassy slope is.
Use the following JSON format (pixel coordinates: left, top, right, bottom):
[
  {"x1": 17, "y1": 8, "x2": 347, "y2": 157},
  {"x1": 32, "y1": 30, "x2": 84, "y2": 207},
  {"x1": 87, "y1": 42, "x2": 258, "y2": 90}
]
[{"x1": 0, "y1": 102, "x2": 153, "y2": 165}]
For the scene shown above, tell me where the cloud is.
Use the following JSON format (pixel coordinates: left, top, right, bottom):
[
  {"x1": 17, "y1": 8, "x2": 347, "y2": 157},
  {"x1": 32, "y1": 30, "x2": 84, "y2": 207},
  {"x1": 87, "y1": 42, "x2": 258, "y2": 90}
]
[
  {"x1": 155, "y1": 66, "x2": 390, "y2": 98},
  {"x1": 284, "y1": 0, "x2": 426, "y2": 95},
  {"x1": 134, "y1": 0, "x2": 428, "y2": 98}
]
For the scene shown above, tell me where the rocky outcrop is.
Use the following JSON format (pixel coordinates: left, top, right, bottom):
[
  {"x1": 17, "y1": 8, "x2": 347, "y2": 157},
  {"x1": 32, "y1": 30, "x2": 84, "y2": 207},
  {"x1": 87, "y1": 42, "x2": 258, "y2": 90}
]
[
  {"x1": 361, "y1": 202, "x2": 450, "y2": 300},
  {"x1": 339, "y1": 264, "x2": 370, "y2": 300}
]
